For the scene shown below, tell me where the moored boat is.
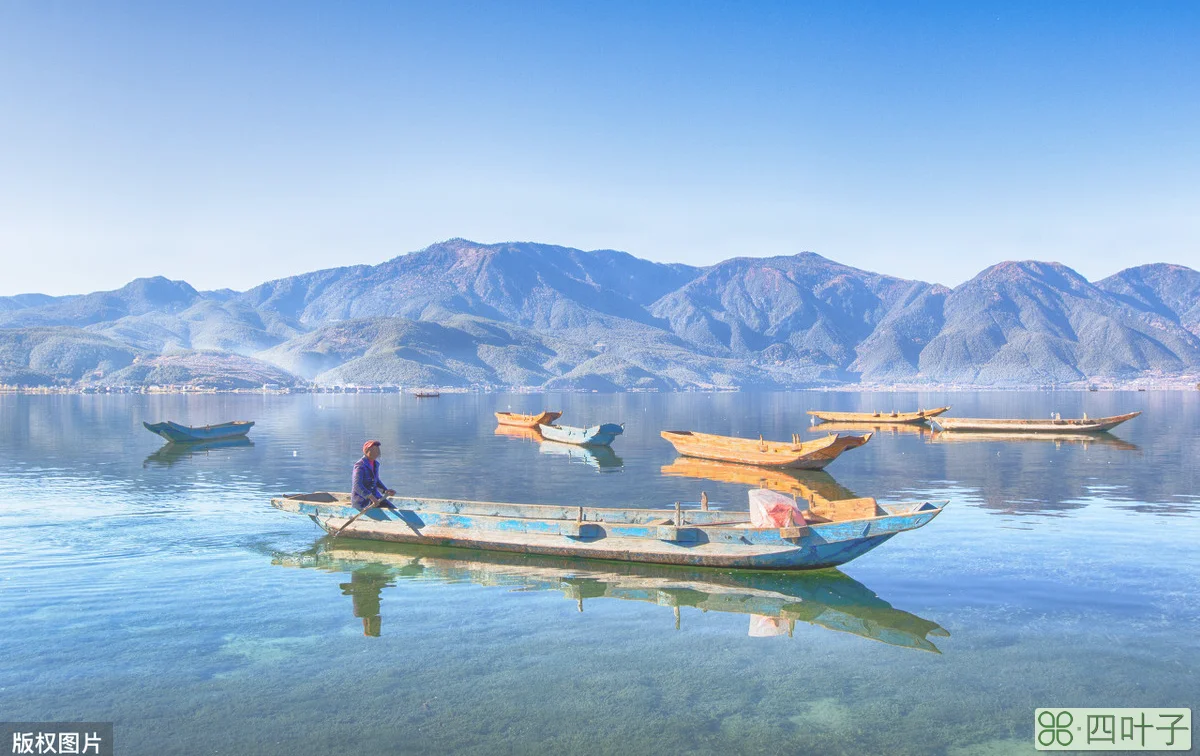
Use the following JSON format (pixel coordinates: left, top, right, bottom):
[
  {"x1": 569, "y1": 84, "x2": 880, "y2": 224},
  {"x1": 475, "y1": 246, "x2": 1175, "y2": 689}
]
[
  {"x1": 807, "y1": 406, "x2": 951, "y2": 424},
  {"x1": 660, "y1": 429, "x2": 871, "y2": 470},
  {"x1": 142, "y1": 420, "x2": 254, "y2": 443},
  {"x1": 537, "y1": 422, "x2": 623, "y2": 446},
  {"x1": 929, "y1": 411, "x2": 1140, "y2": 433},
  {"x1": 495, "y1": 410, "x2": 562, "y2": 428},
  {"x1": 273, "y1": 539, "x2": 949, "y2": 650},
  {"x1": 269, "y1": 491, "x2": 946, "y2": 570}
]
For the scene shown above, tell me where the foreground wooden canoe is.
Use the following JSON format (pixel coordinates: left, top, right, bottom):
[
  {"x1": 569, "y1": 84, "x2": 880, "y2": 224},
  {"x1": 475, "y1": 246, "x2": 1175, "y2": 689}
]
[
  {"x1": 273, "y1": 540, "x2": 949, "y2": 650},
  {"x1": 660, "y1": 430, "x2": 871, "y2": 470},
  {"x1": 807, "y1": 406, "x2": 951, "y2": 424},
  {"x1": 495, "y1": 410, "x2": 562, "y2": 428},
  {"x1": 142, "y1": 420, "x2": 254, "y2": 443},
  {"x1": 538, "y1": 422, "x2": 624, "y2": 446},
  {"x1": 929, "y1": 411, "x2": 1140, "y2": 433},
  {"x1": 270, "y1": 492, "x2": 946, "y2": 570}
]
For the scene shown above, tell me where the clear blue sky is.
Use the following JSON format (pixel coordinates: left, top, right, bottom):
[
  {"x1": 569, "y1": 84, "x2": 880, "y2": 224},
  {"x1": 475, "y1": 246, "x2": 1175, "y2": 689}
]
[{"x1": 1, "y1": 1, "x2": 1197, "y2": 296}]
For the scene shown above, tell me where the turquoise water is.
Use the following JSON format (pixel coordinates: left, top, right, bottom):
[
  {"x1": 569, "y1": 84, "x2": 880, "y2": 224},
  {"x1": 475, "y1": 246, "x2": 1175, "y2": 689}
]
[{"x1": 1, "y1": 392, "x2": 1197, "y2": 755}]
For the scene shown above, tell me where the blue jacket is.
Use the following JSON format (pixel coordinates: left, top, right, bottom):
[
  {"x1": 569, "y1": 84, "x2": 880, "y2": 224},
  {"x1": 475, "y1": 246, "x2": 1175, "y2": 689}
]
[{"x1": 351, "y1": 456, "x2": 390, "y2": 509}]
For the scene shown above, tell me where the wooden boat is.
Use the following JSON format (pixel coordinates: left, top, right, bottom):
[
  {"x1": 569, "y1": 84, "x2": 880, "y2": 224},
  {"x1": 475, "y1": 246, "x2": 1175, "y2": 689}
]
[
  {"x1": 539, "y1": 441, "x2": 624, "y2": 471},
  {"x1": 807, "y1": 406, "x2": 951, "y2": 424},
  {"x1": 270, "y1": 491, "x2": 946, "y2": 570},
  {"x1": 495, "y1": 410, "x2": 562, "y2": 428},
  {"x1": 143, "y1": 420, "x2": 254, "y2": 443},
  {"x1": 928, "y1": 430, "x2": 1140, "y2": 451},
  {"x1": 929, "y1": 411, "x2": 1140, "y2": 433},
  {"x1": 412, "y1": 390, "x2": 440, "y2": 398},
  {"x1": 273, "y1": 540, "x2": 948, "y2": 650},
  {"x1": 660, "y1": 430, "x2": 871, "y2": 470},
  {"x1": 537, "y1": 422, "x2": 623, "y2": 446},
  {"x1": 660, "y1": 458, "x2": 857, "y2": 503}
]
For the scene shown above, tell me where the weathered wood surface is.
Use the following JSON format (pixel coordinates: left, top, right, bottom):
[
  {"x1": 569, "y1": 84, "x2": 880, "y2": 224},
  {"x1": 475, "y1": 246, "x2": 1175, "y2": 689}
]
[
  {"x1": 495, "y1": 410, "x2": 563, "y2": 428},
  {"x1": 143, "y1": 420, "x2": 254, "y2": 443},
  {"x1": 274, "y1": 540, "x2": 949, "y2": 651},
  {"x1": 660, "y1": 429, "x2": 871, "y2": 470},
  {"x1": 930, "y1": 411, "x2": 1140, "y2": 433},
  {"x1": 806, "y1": 406, "x2": 951, "y2": 424},
  {"x1": 270, "y1": 491, "x2": 944, "y2": 570}
]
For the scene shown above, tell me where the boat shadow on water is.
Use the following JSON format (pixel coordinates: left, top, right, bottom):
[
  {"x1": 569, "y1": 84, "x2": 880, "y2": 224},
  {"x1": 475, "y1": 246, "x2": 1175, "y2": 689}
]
[
  {"x1": 271, "y1": 539, "x2": 949, "y2": 652},
  {"x1": 142, "y1": 437, "x2": 255, "y2": 467}
]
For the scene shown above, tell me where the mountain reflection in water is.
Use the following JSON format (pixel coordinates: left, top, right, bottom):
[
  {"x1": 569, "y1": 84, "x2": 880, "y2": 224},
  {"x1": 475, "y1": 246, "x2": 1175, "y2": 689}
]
[{"x1": 273, "y1": 539, "x2": 949, "y2": 652}]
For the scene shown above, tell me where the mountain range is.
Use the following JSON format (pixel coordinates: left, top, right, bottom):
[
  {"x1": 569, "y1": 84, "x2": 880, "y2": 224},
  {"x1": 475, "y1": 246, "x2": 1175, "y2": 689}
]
[{"x1": 2, "y1": 238, "x2": 1198, "y2": 389}]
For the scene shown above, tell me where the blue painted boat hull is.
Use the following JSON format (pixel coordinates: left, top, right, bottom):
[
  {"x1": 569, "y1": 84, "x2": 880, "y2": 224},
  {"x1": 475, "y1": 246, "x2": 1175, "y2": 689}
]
[
  {"x1": 143, "y1": 420, "x2": 255, "y2": 443},
  {"x1": 537, "y1": 422, "x2": 624, "y2": 446},
  {"x1": 270, "y1": 493, "x2": 946, "y2": 571}
]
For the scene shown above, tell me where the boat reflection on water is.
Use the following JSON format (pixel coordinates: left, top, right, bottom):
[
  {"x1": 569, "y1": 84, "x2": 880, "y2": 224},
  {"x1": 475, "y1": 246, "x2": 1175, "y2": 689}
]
[
  {"x1": 538, "y1": 440, "x2": 624, "y2": 471},
  {"x1": 493, "y1": 425, "x2": 543, "y2": 443},
  {"x1": 929, "y1": 430, "x2": 1140, "y2": 451},
  {"x1": 273, "y1": 539, "x2": 949, "y2": 651},
  {"x1": 142, "y1": 437, "x2": 254, "y2": 467},
  {"x1": 660, "y1": 457, "x2": 857, "y2": 503},
  {"x1": 808, "y1": 422, "x2": 930, "y2": 438}
]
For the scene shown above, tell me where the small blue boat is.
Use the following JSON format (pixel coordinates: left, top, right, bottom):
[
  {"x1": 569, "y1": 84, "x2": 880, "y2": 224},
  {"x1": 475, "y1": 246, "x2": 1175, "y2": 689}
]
[
  {"x1": 537, "y1": 422, "x2": 623, "y2": 446},
  {"x1": 143, "y1": 420, "x2": 255, "y2": 443}
]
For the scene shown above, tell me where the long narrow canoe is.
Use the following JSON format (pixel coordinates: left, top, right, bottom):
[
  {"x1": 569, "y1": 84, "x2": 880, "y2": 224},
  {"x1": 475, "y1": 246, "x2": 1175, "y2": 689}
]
[
  {"x1": 660, "y1": 430, "x2": 871, "y2": 470},
  {"x1": 143, "y1": 420, "x2": 254, "y2": 443},
  {"x1": 929, "y1": 411, "x2": 1140, "y2": 433},
  {"x1": 807, "y1": 406, "x2": 951, "y2": 424},
  {"x1": 274, "y1": 540, "x2": 949, "y2": 650},
  {"x1": 495, "y1": 410, "x2": 562, "y2": 428},
  {"x1": 270, "y1": 492, "x2": 946, "y2": 570},
  {"x1": 537, "y1": 422, "x2": 623, "y2": 446}
]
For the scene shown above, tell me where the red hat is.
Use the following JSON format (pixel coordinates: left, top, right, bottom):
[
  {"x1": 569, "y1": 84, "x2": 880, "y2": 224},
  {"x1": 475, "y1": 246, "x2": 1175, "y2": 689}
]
[{"x1": 362, "y1": 440, "x2": 381, "y2": 454}]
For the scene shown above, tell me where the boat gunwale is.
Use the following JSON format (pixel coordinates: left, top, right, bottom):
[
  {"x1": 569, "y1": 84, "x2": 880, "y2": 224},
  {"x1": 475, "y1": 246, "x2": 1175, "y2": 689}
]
[{"x1": 270, "y1": 492, "x2": 946, "y2": 531}]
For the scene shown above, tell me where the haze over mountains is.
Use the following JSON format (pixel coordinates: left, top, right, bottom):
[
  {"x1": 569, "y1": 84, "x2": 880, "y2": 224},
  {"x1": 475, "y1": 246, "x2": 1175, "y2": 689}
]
[{"x1": 2, "y1": 239, "x2": 1198, "y2": 389}]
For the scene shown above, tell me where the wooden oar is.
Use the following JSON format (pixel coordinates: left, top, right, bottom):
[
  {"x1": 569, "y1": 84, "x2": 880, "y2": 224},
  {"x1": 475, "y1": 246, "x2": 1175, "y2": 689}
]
[{"x1": 330, "y1": 498, "x2": 382, "y2": 538}]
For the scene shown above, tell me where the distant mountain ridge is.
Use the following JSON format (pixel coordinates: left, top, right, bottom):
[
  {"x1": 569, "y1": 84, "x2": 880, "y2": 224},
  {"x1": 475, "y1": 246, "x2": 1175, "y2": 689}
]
[{"x1": 1, "y1": 239, "x2": 1197, "y2": 389}]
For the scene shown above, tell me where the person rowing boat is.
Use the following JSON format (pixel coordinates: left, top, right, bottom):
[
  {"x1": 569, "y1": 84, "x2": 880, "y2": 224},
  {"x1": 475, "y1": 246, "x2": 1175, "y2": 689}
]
[{"x1": 352, "y1": 440, "x2": 397, "y2": 510}]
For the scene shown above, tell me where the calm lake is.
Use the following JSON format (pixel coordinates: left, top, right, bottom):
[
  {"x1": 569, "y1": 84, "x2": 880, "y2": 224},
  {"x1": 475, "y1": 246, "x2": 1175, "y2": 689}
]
[{"x1": 1, "y1": 391, "x2": 1197, "y2": 755}]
